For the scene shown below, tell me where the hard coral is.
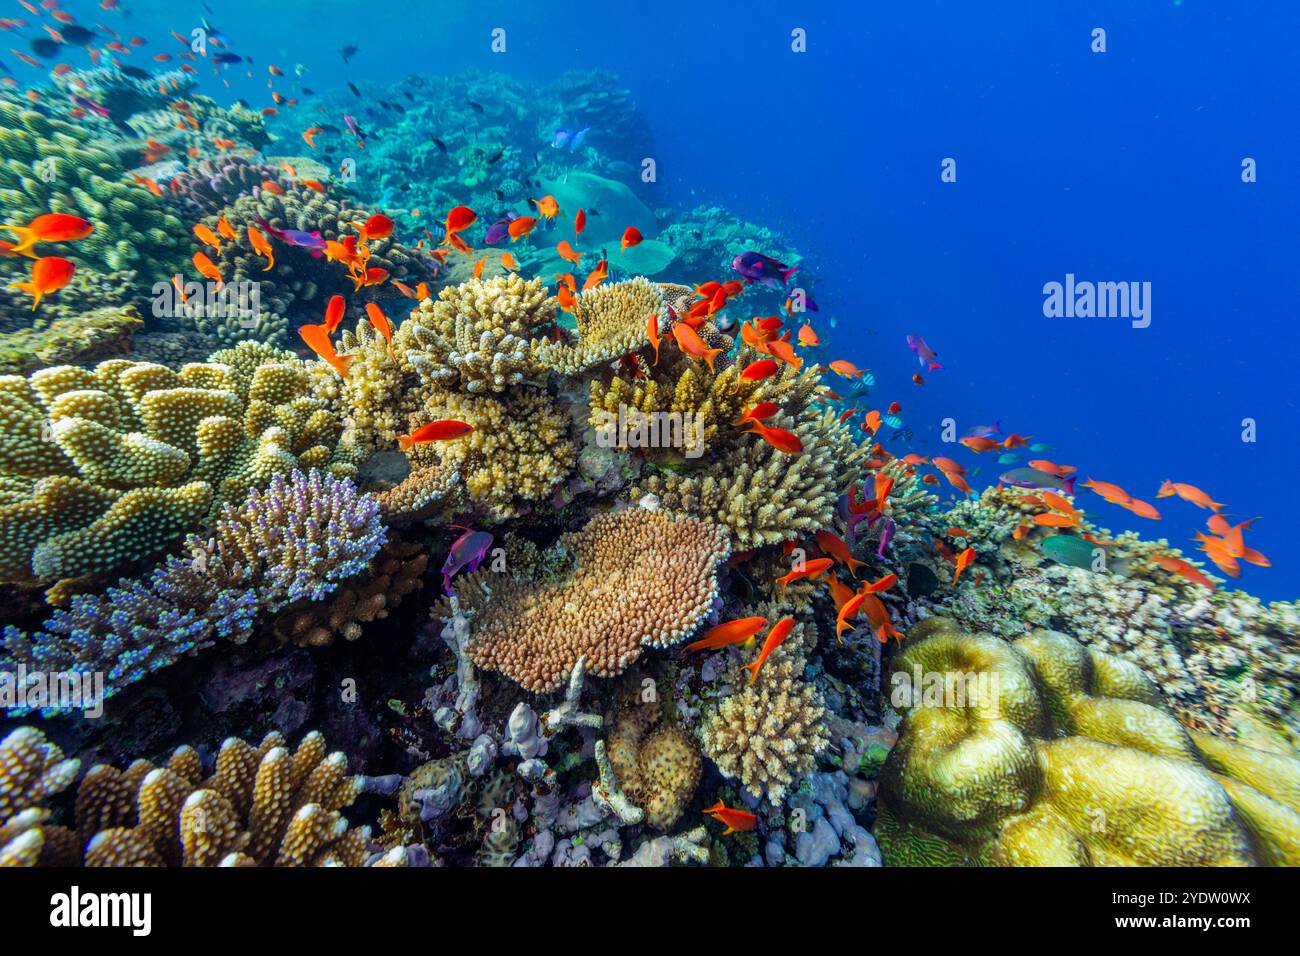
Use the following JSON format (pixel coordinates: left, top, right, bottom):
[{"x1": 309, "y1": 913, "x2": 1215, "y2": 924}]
[
  {"x1": 876, "y1": 620, "x2": 1300, "y2": 865},
  {"x1": 444, "y1": 506, "x2": 730, "y2": 693}
]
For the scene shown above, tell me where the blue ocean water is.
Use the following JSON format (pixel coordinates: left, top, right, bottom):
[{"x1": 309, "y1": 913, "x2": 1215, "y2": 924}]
[{"x1": 7, "y1": 0, "x2": 1296, "y2": 600}]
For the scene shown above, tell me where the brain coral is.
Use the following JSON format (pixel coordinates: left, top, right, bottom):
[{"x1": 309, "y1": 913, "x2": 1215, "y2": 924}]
[
  {"x1": 876, "y1": 619, "x2": 1300, "y2": 866},
  {"x1": 72, "y1": 730, "x2": 369, "y2": 866},
  {"x1": 0, "y1": 343, "x2": 357, "y2": 591},
  {"x1": 444, "y1": 506, "x2": 731, "y2": 693}
]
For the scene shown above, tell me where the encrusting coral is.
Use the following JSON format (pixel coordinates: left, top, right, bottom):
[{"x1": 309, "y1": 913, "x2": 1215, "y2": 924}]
[
  {"x1": 875, "y1": 619, "x2": 1300, "y2": 866},
  {"x1": 0, "y1": 342, "x2": 358, "y2": 592},
  {"x1": 442, "y1": 505, "x2": 731, "y2": 693},
  {"x1": 72, "y1": 729, "x2": 370, "y2": 866}
]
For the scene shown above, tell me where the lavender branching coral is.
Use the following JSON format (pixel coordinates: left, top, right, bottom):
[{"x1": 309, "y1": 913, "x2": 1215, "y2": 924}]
[{"x1": 0, "y1": 470, "x2": 385, "y2": 713}]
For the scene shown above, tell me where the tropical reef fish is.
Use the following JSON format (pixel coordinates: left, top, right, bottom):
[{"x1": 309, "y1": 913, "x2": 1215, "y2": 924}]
[
  {"x1": 441, "y1": 527, "x2": 493, "y2": 595},
  {"x1": 396, "y1": 420, "x2": 474, "y2": 450},
  {"x1": 1000, "y1": 467, "x2": 1076, "y2": 495},
  {"x1": 703, "y1": 801, "x2": 757, "y2": 836},
  {"x1": 684, "y1": 616, "x2": 767, "y2": 653},
  {"x1": 906, "y1": 333, "x2": 942, "y2": 372},
  {"x1": 732, "y1": 250, "x2": 798, "y2": 288},
  {"x1": 1, "y1": 213, "x2": 93, "y2": 256},
  {"x1": 743, "y1": 616, "x2": 796, "y2": 682},
  {"x1": 1157, "y1": 480, "x2": 1224, "y2": 511},
  {"x1": 8, "y1": 255, "x2": 74, "y2": 308}
]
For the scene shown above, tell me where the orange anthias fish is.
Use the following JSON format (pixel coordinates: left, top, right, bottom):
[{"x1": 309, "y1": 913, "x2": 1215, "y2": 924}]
[
  {"x1": 574, "y1": 208, "x2": 586, "y2": 235},
  {"x1": 247, "y1": 226, "x2": 274, "y2": 271},
  {"x1": 508, "y1": 216, "x2": 537, "y2": 241},
  {"x1": 835, "y1": 593, "x2": 866, "y2": 641},
  {"x1": 671, "y1": 323, "x2": 723, "y2": 372},
  {"x1": 444, "y1": 205, "x2": 476, "y2": 238},
  {"x1": 815, "y1": 529, "x2": 865, "y2": 578},
  {"x1": 797, "y1": 323, "x2": 819, "y2": 346},
  {"x1": 365, "y1": 302, "x2": 397, "y2": 361},
  {"x1": 1082, "y1": 478, "x2": 1131, "y2": 504},
  {"x1": 323, "y1": 294, "x2": 347, "y2": 335},
  {"x1": 862, "y1": 409, "x2": 882, "y2": 435},
  {"x1": 859, "y1": 591, "x2": 902, "y2": 644},
  {"x1": 749, "y1": 422, "x2": 803, "y2": 455},
  {"x1": 960, "y1": 436, "x2": 1000, "y2": 453},
  {"x1": 1157, "y1": 480, "x2": 1224, "y2": 512},
  {"x1": 620, "y1": 226, "x2": 643, "y2": 251},
  {"x1": 1151, "y1": 554, "x2": 1216, "y2": 591},
  {"x1": 216, "y1": 214, "x2": 237, "y2": 242},
  {"x1": 299, "y1": 323, "x2": 353, "y2": 379},
  {"x1": 1032, "y1": 512, "x2": 1079, "y2": 528},
  {"x1": 192, "y1": 251, "x2": 222, "y2": 287},
  {"x1": 395, "y1": 419, "x2": 474, "y2": 451},
  {"x1": 556, "y1": 240, "x2": 583, "y2": 266},
  {"x1": 828, "y1": 359, "x2": 864, "y2": 379},
  {"x1": 684, "y1": 616, "x2": 767, "y2": 653},
  {"x1": 733, "y1": 402, "x2": 778, "y2": 428},
  {"x1": 302, "y1": 126, "x2": 323, "y2": 148},
  {"x1": 825, "y1": 574, "x2": 857, "y2": 612},
  {"x1": 1038, "y1": 491, "x2": 1078, "y2": 515},
  {"x1": 556, "y1": 284, "x2": 578, "y2": 315},
  {"x1": 190, "y1": 221, "x2": 224, "y2": 255},
  {"x1": 953, "y1": 546, "x2": 976, "y2": 584},
  {"x1": 775, "y1": 557, "x2": 834, "y2": 593},
  {"x1": 765, "y1": 337, "x2": 802, "y2": 369},
  {"x1": 8, "y1": 255, "x2": 74, "y2": 309},
  {"x1": 646, "y1": 313, "x2": 661, "y2": 366},
  {"x1": 1002, "y1": 434, "x2": 1031, "y2": 449},
  {"x1": 1, "y1": 213, "x2": 93, "y2": 255},
  {"x1": 582, "y1": 259, "x2": 608, "y2": 291},
  {"x1": 358, "y1": 214, "x2": 394, "y2": 241},
  {"x1": 472, "y1": 256, "x2": 486, "y2": 279},
  {"x1": 500, "y1": 251, "x2": 519, "y2": 271},
  {"x1": 1121, "y1": 498, "x2": 1161, "y2": 520},
  {"x1": 703, "y1": 801, "x2": 757, "y2": 836},
  {"x1": 743, "y1": 617, "x2": 796, "y2": 682},
  {"x1": 350, "y1": 267, "x2": 390, "y2": 291},
  {"x1": 740, "y1": 358, "x2": 778, "y2": 381},
  {"x1": 1028, "y1": 459, "x2": 1077, "y2": 477},
  {"x1": 533, "y1": 195, "x2": 559, "y2": 219}
]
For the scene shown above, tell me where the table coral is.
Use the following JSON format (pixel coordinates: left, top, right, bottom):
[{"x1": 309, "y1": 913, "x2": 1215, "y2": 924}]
[
  {"x1": 0, "y1": 343, "x2": 357, "y2": 590},
  {"x1": 442, "y1": 505, "x2": 730, "y2": 692},
  {"x1": 876, "y1": 619, "x2": 1300, "y2": 865}
]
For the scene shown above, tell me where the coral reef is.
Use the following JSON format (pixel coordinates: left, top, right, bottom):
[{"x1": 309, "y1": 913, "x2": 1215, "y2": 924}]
[
  {"x1": 0, "y1": 726, "x2": 81, "y2": 867},
  {"x1": 0, "y1": 306, "x2": 142, "y2": 376},
  {"x1": 443, "y1": 505, "x2": 730, "y2": 692},
  {"x1": 876, "y1": 620, "x2": 1300, "y2": 865},
  {"x1": 0, "y1": 344, "x2": 357, "y2": 591},
  {"x1": 604, "y1": 693, "x2": 702, "y2": 830}
]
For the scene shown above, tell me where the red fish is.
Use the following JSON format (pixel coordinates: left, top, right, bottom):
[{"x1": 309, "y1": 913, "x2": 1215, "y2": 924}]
[
  {"x1": 574, "y1": 208, "x2": 586, "y2": 235},
  {"x1": 775, "y1": 557, "x2": 833, "y2": 593},
  {"x1": 8, "y1": 255, "x2": 74, "y2": 308},
  {"x1": 1, "y1": 213, "x2": 93, "y2": 256},
  {"x1": 815, "y1": 529, "x2": 865, "y2": 578},
  {"x1": 740, "y1": 358, "x2": 778, "y2": 381},
  {"x1": 620, "y1": 226, "x2": 642, "y2": 251},
  {"x1": 365, "y1": 302, "x2": 396, "y2": 361},
  {"x1": 703, "y1": 801, "x2": 757, "y2": 836},
  {"x1": 953, "y1": 547, "x2": 976, "y2": 584},
  {"x1": 742, "y1": 617, "x2": 796, "y2": 682},
  {"x1": 684, "y1": 616, "x2": 767, "y2": 653},
  {"x1": 395, "y1": 420, "x2": 474, "y2": 450},
  {"x1": 749, "y1": 422, "x2": 803, "y2": 455},
  {"x1": 299, "y1": 323, "x2": 353, "y2": 379},
  {"x1": 1156, "y1": 480, "x2": 1224, "y2": 512},
  {"x1": 671, "y1": 323, "x2": 723, "y2": 372},
  {"x1": 323, "y1": 294, "x2": 347, "y2": 334}
]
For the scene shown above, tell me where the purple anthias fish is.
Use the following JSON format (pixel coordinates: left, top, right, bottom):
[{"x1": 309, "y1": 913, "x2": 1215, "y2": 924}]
[
  {"x1": 70, "y1": 94, "x2": 110, "y2": 118},
  {"x1": 999, "y1": 468, "x2": 1077, "y2": 495},
  {"x1": 483, "y1": 214, "x2": 514, "y2": 246},
  {"x1": 442, "y1": 527, "x2": 494, "y2": 595},
  {"x1": 965, "y1": 420, "x2": 1003, "y2": 439},
  {"x1": 732, "y1": 251, "x2": 799, "y2": 289},
  {"x1": 876, "y1": 518, "x2": 896, "y2": 559},
  {"x1": 906, "y1": 334, "x2": 942, "y2": 372},
  {"x1": 259, "y1": 219, "x2": 326, "y2": 253}
]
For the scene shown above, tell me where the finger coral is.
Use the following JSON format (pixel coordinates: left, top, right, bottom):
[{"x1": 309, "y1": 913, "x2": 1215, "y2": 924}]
[
  {"x1": 876, "y1": 620, "x2": 1300, "y2": 866},
  {"x1": 443, "y1": 505, "x2": 731, "y2": 692},
  {"x1": 0, "y1": 343, "x2": 357, "y2": 591},
  {"x1": 72, "y1": 730, "x2": 370, "y2": 866}
]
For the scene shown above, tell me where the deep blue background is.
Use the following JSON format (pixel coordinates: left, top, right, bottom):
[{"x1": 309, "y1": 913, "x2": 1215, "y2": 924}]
[{"x1": 13, "y1": 0, "x2": 1298, "y2": 599}]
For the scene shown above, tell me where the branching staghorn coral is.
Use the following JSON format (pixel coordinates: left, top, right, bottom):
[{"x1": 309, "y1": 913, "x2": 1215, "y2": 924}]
[
  {"x1": 0, "y1": 101, "x2": 188, "y2": 276},
  {"x1": 635, "y1": 406, "x2": 866, "y2": 548},
  {"x1": 0, "y1": 726, "x2": 81, "y2": 867},
  {"x1": 0, "y1": 470, "x2": 386, "y2": 711},
  {"x1": 439, "y1": 505, "x2": 730, "y2": 693},
  {"x1": 72, "y1": 730, "x2": 370, "y2": 866},
  {"x1": 875, "y1": 619, "x2": 1300, "y2": 866},
  {"x1": 0, "y1": 343, "x2": 357, "y2": 591}
]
